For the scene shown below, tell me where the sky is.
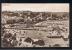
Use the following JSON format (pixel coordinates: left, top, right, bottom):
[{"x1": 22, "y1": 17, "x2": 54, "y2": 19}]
[{"x1": 2, "y1": 3, "x2": 69, "y2": 12}]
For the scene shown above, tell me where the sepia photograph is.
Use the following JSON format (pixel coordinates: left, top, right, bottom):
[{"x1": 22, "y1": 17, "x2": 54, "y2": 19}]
[{"x1": 1, "y1": 3, "x2": 69, "y2": 47}]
